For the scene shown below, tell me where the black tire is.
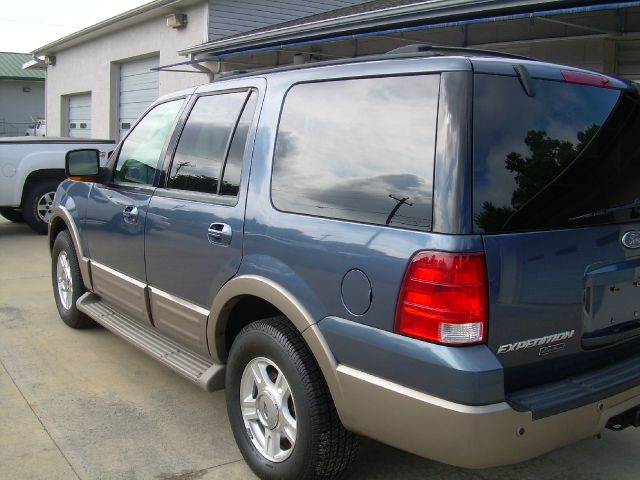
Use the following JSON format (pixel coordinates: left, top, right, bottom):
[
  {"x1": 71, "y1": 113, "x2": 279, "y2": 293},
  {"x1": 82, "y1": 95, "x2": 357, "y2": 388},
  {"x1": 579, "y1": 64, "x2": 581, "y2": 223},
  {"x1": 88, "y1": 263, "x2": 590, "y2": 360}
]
[
  {"x1": 226, "y1": 317, "x2": 357, "y2": 480},
  {"x1": 0, "y1": 207, "x2": 24, "y2": 223},
  {"x1": 51, "y1": 230, "x2": 93, "y2": 329},
  {"x1": 23, "y1": 179, "x2": 60, "y2": 234}
]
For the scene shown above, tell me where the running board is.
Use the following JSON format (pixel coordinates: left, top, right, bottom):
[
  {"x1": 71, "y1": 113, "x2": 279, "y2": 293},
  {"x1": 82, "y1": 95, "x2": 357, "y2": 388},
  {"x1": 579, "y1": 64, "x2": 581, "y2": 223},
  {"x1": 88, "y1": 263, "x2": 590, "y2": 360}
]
[{"x1": 77, "y1": 292, "x2": 224, "y2": 391}]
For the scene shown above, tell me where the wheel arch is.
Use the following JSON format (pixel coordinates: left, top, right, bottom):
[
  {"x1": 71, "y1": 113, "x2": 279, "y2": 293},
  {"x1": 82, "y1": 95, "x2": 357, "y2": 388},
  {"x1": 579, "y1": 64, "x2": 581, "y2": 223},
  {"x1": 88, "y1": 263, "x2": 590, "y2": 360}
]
[
  {"x1": 20, "y1": 169, "x2": 65, "y2": 208},
  {"x1": 208, "y1": 275, "x2": 345, "y2": 412},
  {"x1": 49, "y1": 206, "x2": 92, "y2": 291}
]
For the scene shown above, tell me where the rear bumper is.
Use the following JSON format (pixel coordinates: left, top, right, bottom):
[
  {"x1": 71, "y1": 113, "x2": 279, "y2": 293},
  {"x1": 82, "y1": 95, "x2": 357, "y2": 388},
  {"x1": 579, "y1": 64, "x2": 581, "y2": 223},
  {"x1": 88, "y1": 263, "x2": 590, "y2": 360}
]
[{"x1": 334, "y1": 364, "x2": 640, "y2": 469}]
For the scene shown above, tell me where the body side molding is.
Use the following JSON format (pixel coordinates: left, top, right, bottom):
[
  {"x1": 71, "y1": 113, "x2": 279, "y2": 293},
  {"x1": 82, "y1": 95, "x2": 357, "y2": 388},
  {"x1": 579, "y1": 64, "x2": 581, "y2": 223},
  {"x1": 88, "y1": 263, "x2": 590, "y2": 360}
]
[{"x1": 90, "y1": 260, "x2": 152, "y2": 326}]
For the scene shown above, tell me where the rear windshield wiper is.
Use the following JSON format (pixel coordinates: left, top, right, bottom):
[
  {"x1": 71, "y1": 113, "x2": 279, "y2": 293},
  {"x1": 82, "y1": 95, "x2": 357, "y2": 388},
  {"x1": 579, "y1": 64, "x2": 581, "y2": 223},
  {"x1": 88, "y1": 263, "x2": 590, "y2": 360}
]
[{"x1": 569, "y1": 198, "x2": 640, "y2": 222}]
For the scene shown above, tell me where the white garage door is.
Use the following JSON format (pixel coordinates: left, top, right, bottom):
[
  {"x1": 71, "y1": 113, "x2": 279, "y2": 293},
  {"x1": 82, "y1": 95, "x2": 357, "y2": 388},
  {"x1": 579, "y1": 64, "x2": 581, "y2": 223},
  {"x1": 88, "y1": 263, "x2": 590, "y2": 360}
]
[
  {"x1": 68, "y1": 93, "x2": 91, "y2": 138},
  {"x1": 119, "y1": 56, "x2": 159, "y2": 140},
  {"x1": 617, "y1": 40, "x2": 640, "y2": 81}
]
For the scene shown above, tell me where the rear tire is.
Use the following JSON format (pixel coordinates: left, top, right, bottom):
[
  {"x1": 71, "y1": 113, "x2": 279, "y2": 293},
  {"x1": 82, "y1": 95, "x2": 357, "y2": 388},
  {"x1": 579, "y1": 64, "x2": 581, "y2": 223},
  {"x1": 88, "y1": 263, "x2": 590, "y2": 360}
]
[
  {"x1": 0, "y1": 207, "x2": 23, "y2": 223},
  {"x1": 23, "y1": 179, "x2": 59, "y2": 234},
  {"x1": 51, "y1": 230, "x2": 93, "y2": 329},
  {"x1": 226, "y1": 317, "x2": 357, "y2": 480}
]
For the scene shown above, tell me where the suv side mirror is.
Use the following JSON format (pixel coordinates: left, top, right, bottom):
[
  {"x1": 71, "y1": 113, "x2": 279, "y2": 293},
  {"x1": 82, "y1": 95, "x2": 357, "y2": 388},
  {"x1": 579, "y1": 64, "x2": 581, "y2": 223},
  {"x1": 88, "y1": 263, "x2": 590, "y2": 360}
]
[{"x1": 66, "y1": 149, "x2": 100, "y2": 181}]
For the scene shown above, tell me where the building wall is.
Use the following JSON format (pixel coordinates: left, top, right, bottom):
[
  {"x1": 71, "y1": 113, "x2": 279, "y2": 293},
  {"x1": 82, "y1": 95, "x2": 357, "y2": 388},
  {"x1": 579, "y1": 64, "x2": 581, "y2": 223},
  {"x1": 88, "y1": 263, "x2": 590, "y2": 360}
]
[
  {"x1": 208, "y1": 0, "x2": 369, "y2": 40},
  {"x1": 0, "y1": 80, "x2": 45, "y2": 136},
  {"x1": 45, "y1": 1, "x2": 209, "y2": 139}
]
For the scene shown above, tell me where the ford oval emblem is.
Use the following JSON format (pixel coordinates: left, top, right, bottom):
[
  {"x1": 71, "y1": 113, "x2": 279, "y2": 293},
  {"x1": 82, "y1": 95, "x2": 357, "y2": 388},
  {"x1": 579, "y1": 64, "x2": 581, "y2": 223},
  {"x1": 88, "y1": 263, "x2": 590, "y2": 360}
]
[{"x1": 622, "y1": 230, "x2": 640, "y2": 249}]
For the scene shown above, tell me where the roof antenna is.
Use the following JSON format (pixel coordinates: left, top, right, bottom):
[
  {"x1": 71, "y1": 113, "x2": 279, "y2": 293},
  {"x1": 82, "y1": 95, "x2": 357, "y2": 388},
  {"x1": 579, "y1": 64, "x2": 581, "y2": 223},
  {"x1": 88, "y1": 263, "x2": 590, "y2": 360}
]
[{"x1": 514, "y1": 64, "x2": 536, "y2": 97}]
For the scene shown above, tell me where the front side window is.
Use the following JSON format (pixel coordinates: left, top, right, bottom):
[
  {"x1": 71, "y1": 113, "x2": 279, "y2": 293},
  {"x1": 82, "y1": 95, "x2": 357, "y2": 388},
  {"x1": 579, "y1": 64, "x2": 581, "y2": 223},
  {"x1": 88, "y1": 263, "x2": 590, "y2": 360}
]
[
  {"x1": 114, "y1": 99, "x2": 184, "y2": 185},
  {"x1": 167, "y1": 91, "x2": 252, "y2": 195},
  {"x1": 271, "y1": 75, "x2": 439, "y2": 231}
]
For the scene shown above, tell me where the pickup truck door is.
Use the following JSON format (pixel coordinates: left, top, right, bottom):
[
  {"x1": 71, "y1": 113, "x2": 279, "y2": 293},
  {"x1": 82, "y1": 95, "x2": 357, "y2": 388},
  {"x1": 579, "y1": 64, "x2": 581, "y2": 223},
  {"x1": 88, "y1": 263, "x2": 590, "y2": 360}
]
[
  {"x1": 143, "y1": 84, "x2": 261, "y2": 355},
  {"x1": 85, "y1": 98, "x2": 186, "y2": 325}
]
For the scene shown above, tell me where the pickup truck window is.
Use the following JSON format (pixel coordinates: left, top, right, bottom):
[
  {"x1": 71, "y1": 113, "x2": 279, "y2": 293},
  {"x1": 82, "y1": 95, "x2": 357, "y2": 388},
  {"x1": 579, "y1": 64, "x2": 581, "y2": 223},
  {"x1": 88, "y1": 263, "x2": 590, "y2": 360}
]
[
  {"x1": 114, "y1": 99, "x2": 184, "y2": 186},
  {"x1": 167, "y1": 91, "x2": 250, "y2": 195},
  {"x1": 272, "y1": 75, "x2": 439, "y2": 231}
]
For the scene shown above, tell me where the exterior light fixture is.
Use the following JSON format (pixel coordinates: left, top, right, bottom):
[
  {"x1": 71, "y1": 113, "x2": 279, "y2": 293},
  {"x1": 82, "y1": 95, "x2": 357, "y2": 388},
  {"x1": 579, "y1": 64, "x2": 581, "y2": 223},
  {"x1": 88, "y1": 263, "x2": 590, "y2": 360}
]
[{"x1": 166, "y1": 13, "x2": 187, "y2": 29}]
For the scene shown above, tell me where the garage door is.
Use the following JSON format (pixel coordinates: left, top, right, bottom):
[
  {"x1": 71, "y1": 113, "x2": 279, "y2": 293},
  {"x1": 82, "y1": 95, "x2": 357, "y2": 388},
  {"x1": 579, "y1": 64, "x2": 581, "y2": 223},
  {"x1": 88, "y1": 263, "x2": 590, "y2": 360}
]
[
  {"x1": 119, "y1": 56, "x2": 159, "y2": 140},
  {"x1": 68, "y1": 93, "x2": 91, "y2": 138},
  {"x1": 617, "y1": 40, "x2": 640, "y2": 81}
]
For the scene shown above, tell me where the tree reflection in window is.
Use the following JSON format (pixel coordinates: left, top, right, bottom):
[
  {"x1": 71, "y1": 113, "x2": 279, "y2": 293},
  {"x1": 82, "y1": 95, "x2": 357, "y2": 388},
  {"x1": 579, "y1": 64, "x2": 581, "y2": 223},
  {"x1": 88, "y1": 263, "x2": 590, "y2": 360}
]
[{"x1": 476, "y1": 125, "x2": 599, "y2": 232}]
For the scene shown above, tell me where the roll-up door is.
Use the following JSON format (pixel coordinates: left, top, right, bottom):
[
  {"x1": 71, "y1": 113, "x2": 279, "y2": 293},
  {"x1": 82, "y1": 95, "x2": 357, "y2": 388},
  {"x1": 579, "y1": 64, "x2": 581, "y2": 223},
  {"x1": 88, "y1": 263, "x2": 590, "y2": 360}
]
[
  {"x1": 119, "y1": 56, "x2": 159, "y2": 140},
  {"x1": 617, "y1": 40, "x2": 640, "y2": 81},
  {"x1": 68, "y1": 93, "x2": 91, "y2": 138}
]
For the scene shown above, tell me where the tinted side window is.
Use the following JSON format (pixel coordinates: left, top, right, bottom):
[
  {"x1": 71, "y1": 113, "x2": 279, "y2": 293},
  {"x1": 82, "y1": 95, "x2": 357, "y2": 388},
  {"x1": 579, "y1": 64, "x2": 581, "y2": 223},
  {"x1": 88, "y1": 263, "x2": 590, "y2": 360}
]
[
  {"x1": 167, "y1": 92, "x2": 248, "y2": 194},
  {"x1": 272, "y1": 75, "x2": 439, "y2": 231},
  {"x1": 220, "y1": 92, "x2": 258, "y2": 196},
  {"x1": 114, "y1": 99, "x2": 183, "y2": 185},
  {"x1": 473, "y1": 74, "x2": 640, "y2": 233}
]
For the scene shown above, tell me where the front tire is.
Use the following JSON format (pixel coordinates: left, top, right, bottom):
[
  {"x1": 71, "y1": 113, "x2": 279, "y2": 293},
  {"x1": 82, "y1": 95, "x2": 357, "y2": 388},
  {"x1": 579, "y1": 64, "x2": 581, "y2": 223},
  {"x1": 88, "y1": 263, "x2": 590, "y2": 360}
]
[
  {"x1": 24, "y1": 179, "x2": 59, "y2": 234},
  {"x1": 51, "y1": 230, "x2": 93, "y2": 329},
  {"x1": 0, "y1": 207, "x2": 24, "y2": 223},
  {"x1": 226, "y1": 317, "x2": 357, "y2": 480}
]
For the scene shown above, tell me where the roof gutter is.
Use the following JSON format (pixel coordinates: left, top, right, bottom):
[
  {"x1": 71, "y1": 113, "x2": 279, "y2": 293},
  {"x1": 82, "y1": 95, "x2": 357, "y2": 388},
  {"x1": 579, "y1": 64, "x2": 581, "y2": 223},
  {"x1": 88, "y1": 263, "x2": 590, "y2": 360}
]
[
  {"x1": 173, "y1": 0, "x2": 638, "y2": 62},
  {"x1": 31, "y1": 0, "x2": 197, "y2": 56}
]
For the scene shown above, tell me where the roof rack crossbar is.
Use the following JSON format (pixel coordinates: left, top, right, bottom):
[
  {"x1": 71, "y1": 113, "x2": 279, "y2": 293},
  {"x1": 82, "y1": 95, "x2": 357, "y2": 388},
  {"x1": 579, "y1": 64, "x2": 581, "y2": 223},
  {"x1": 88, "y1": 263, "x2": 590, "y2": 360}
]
[{"x1": 385, "y1": 44, "x2": 535, "y2": 61}]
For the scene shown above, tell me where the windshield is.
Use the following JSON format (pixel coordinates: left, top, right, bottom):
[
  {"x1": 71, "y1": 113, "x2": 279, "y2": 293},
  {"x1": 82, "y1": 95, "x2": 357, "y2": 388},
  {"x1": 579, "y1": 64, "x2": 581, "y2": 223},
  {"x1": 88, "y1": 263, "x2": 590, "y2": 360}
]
[{"x1": 473, "y1": 74, "x2": 640, "y2": 233}]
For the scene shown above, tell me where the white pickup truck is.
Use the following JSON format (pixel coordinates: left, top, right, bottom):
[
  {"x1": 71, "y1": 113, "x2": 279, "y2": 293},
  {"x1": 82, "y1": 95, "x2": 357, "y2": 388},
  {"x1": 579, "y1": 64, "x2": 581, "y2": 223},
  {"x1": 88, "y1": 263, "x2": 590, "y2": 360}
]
[{"x1": 0, "y1": 137, "x2": 114, "y2": 233}]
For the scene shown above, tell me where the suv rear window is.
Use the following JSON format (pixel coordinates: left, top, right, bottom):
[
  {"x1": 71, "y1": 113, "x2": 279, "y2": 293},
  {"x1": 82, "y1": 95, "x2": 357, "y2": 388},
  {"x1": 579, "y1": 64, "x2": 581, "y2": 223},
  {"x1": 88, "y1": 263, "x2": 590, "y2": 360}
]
[
  {"x1": 473, "y1": 74, "x2": 640, "y2": 233},
  {"x1": 271, "y1": 75, "x2": 439, "y2": 231}
]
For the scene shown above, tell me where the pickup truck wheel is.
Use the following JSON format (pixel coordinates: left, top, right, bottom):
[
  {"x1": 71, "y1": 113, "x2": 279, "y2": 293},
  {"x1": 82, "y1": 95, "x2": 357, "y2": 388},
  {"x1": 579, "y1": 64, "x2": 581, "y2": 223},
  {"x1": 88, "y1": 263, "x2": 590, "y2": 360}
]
[
  {"x1": 24, "y1": 179, "x2": 59, "y2": 234},
  {"x1": 0, "y1": 208, "x2": 23, "y2": 223},
  {"x1": 51, "y1": 231, "x2": 93, "y2": 329},
  {"x1": 226, "y1": 317, "x2": 357, "y2": 480}
]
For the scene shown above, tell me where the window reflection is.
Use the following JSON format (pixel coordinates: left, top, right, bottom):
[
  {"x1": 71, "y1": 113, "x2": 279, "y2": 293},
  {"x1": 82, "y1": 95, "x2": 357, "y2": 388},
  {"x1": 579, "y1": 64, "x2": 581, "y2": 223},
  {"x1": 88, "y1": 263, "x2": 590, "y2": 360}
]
[
  {"x1": 220, "y1": 92, "x2": 258, "y2": 196},
  {"x1": 114, "y1": 100, "x2": 184, "y2": 185},
  {"x1": 168, "y1": 92, "x2": 247, "y2": 194},
  {"x1": 473, "y1": 75, "x2": 640, "y2": 233},
  {"x1": 272, "y1": 75, "x2": 439, "y2": 230}
]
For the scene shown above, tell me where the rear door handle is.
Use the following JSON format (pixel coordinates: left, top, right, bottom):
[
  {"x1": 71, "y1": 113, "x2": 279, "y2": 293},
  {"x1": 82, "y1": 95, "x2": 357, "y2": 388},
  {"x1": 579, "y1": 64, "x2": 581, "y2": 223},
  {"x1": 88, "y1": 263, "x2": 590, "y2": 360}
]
[
  {"x1": 123, "y1": 205, "x2": 138, "y2": 224},
  {"x1": 207, "y1": 223, "x2": 232, "y2": 246}
]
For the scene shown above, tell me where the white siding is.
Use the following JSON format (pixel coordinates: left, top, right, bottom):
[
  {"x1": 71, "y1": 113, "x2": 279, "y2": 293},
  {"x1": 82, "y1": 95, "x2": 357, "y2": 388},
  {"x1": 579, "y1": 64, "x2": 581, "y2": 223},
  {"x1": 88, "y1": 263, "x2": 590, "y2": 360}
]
[
  {"x1": 119, "y1": 56, "x2": 160, "y2": 139},
  {"x1": 208, "y1": 0, "x2": 370, "y2": 40},
  {"x1": 68, "y1": 93, "x2": 91, "y2": 138},
  {"x1": 44, "y1": 1, "x2": 208, "y2": 139}
]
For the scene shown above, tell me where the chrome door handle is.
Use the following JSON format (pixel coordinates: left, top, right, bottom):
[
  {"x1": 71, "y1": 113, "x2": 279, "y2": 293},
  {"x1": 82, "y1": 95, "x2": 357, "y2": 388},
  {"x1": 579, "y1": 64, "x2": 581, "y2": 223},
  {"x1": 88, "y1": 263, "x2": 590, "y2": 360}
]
[
  {"x1": 123, "y1": 205, "x2": 138, "y2": 224},
  {"x1": 207, "y1": 223, "x2": 232, "y2": 246}
]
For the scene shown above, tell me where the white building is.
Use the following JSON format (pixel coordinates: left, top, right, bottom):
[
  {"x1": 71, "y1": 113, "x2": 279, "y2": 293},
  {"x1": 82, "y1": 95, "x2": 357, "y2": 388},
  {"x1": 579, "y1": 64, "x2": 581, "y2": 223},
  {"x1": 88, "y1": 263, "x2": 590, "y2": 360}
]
[{"x1": 29, "y1": 0, "x2": 367, "y2": 140}]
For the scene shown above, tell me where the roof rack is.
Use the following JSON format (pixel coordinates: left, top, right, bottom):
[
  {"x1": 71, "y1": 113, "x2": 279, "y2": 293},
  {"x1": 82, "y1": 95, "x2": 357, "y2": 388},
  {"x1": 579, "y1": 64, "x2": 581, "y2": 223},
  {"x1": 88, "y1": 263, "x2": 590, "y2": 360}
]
[
  {"x1": 386, "y1": 44, "x2": 535, "y2": 61},
  {"x1": 217, "y1": 69, "x2": 251, "y2": 78}
]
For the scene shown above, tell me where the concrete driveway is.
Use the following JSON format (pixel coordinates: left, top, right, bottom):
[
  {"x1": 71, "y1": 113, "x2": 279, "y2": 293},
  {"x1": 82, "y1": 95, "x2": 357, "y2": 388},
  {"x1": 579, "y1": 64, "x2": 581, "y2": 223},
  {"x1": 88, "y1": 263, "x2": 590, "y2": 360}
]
[{"x1": 1, "y1": 216, "x2": 639, "y2": 480}]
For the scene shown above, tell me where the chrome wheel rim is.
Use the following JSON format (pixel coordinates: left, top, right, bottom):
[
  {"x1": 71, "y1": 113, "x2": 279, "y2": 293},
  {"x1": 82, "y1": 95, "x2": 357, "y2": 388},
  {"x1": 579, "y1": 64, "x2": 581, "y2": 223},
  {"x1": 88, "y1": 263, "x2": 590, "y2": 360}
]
[
  {"x1": 56, "y1": 251, "x2": 73, "y2": 310},
  {"x1": 240, "y1": 357, "x2": 297, "y2": 462},
  {"x1": 37, "y1": 191, "x2": 56, "y2": 223}
]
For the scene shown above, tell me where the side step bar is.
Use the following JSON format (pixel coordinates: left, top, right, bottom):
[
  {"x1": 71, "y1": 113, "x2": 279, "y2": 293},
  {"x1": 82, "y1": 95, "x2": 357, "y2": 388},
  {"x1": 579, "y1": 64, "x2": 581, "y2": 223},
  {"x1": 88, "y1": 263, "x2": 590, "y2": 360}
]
[{"x1": 77, "y1": 292, "x2": 225, "y2": 391}]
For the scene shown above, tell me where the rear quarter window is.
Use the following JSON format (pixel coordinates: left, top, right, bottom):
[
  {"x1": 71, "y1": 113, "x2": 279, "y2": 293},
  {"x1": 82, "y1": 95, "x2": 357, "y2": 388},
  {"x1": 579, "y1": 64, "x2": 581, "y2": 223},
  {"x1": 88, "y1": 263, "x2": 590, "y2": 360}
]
[
  {"x1": 271, "y1": 75, "x2": 439, "y2": 231},
  {"x1": 473, "y1": 74, "x2": 640, "y2": 233}
]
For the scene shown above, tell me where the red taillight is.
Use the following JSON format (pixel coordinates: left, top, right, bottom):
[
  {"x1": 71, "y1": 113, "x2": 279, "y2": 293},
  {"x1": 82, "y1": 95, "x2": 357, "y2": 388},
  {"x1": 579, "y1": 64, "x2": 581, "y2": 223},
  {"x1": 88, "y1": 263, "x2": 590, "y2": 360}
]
[
  {"x1": 394, "y1": 251, "x2": 488, "y2": 345},
  {"x1": 107, "y1": 150, "x2": 114, "y2": 159},
  {"x1": 561, "y1": 70, "x2": 613, "y2": 89}
]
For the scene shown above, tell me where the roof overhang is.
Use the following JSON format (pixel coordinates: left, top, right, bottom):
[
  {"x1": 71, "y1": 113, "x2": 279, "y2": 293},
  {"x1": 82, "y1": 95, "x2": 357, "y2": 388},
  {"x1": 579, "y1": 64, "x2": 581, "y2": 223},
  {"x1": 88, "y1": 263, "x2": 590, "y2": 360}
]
[
  {"x1": 180, "y1": 0, "x2": 639, "y2": 58},
  {"x1": 31, "y1": 0, "x2": 203, "y2": 57},
  {"x1": 22, "y1": 59, "x2": 47, "y2": 71}
]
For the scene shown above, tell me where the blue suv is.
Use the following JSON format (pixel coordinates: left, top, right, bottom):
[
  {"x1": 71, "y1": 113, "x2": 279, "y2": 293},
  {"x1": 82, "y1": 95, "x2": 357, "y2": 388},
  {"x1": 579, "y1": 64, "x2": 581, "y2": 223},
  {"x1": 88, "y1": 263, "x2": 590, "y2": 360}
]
[{"x1": 49, "y1": 46, "x2": 640, "y2": 479}]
